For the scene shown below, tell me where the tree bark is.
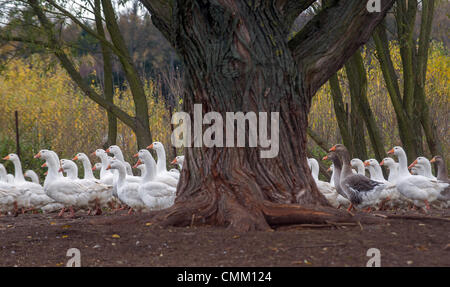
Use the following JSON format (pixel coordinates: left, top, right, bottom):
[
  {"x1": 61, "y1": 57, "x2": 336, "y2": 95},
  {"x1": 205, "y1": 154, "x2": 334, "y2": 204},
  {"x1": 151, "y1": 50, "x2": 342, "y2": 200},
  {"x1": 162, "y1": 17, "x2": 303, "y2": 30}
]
[{"x1": 141, "y1": 0, "x2": 395, "y2": 231}]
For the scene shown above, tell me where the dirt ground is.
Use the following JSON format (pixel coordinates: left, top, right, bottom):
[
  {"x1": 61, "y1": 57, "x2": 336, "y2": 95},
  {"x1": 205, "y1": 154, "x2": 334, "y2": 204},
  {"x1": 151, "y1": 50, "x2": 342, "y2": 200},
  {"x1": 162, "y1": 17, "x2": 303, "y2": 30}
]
[{"x1": 0, "y1": 209, "x2": 449, "y2": 267}]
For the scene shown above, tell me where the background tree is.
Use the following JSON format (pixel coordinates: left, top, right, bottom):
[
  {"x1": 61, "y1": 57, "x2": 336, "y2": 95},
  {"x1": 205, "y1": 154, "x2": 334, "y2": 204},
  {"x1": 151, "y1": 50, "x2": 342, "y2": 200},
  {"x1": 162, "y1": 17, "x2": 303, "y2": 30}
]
[
  {"x1": 373, "y1": 0, "x2": 442, "y2": 160},
  {"x1": 1, "y1": 0, "x2": 155, "y2": 148}
]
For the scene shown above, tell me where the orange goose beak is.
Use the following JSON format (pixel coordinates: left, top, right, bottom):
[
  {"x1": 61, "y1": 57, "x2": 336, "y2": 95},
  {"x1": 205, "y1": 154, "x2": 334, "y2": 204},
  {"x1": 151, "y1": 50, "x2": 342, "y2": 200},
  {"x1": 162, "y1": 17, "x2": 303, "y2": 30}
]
[
  {"x1": 171, "y1": 158, "x2": 177, "y2": 165},
  {"x1": 72, "y1": 156, "x2": 78, "y2": 161},
  {"x1": 329, "y1": 146, "x2": 336, "y2": 152},
  {"x1": 430, "y1": 157, "x2": 436, "y2": 163},
  {"x1": 147, "y1": 144, "x2": 154, "y2": 150},
  {"x1": 91, "y1": 151, "x2": 96, "y2": 157},
  {"x1": 132, "y1": 160, "x2": 142, "y2": 169},
  {"x1": 380, "y1": 160, "x2": 385, "y2": 166},
  {"x1": 41, "y1": 162, "x2": 47, "y2": 168},
  {"x1": 105, "y1": 148, "x2": 111, "y2": 153},
  {"x1": 133, "y1": 153, "x2": 139, "y2": 158},
  {"x1": 106, "y1": 165, "x2": 111, "y2": 170},
  {"x1": 2, "y1": 155, "x2": 10, "y2": 160},
  {"x1": 408, "y1": 159, "x2": 418, "y2": 169},
  {"x1": 364, "y1": 161, "x2": 370, "y2": 167},
  {"x1": 387, "y1": 148, "x2": 394, "y2": 155},
  {"x1": 322, "y1": 155, "x2": 328, "y2": 161}
]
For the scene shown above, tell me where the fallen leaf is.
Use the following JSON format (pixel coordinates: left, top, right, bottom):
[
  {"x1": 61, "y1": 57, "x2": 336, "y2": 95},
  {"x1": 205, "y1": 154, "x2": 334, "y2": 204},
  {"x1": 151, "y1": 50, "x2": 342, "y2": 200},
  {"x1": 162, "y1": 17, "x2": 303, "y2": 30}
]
[
  {"x1": 145, "y1": 222, "x2": 152, "y2": 226},
  {"x1": 62, "y1": 235, "x2": 69, "y2": 239},
  {"x1": 50, "y1": 222, "x2": 56, "y2": 225},
  {"x1": 232, "y1": 235, "x2": 240, "y2": 239},
  {"x1": 62, "y1": 225, "x2": 71, "y2": 229},
  {"x1": 112, "y1": 234, "x2": 120, "y2": 238},
  {"x1": 26, "y1": 236, "x2": 32, "y2": 239}
]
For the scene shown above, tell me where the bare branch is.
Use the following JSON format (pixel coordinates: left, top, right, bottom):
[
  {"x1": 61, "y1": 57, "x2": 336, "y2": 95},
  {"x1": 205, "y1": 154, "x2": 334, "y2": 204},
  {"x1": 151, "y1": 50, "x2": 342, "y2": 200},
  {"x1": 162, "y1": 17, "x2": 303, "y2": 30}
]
[{"x1": 42, "y1": 0, "x2": 125, "y2": 59}]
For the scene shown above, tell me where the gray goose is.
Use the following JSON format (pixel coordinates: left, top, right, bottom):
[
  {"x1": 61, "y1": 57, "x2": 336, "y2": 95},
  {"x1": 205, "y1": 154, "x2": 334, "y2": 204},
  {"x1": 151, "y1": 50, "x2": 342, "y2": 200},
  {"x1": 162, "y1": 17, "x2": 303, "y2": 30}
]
[{"x1": 330, "y1": 144, "x2": 387, "y2": 212}]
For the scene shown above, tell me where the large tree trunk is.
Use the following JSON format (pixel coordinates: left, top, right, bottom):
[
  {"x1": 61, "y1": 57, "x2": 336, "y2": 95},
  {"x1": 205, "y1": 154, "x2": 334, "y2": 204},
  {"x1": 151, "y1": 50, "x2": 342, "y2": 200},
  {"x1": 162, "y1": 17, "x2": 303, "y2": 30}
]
[
  {"x1": 141, "y1": 0, "x2": 395, "y2": 231},
  {"x1": 163, "y1": 1, "x2": 328, "y2": 231}
]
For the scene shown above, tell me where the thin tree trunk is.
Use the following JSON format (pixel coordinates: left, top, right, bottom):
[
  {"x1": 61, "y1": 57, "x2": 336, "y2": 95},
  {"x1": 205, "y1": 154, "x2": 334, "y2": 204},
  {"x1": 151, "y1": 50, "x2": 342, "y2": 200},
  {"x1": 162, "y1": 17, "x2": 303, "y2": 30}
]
[
  {"x1": 329, "y1": 74, "x2": 354, "y2": 156},
  {"x1": 345, "y1": 51, "x2": 385, "y2": 161},
  {"x1": 101, "y1": 0, "x2": 152, "y2": 149},
  {"x1": 414, "y1": 0, "x2": 442, "y2": 157},
  {"x1": 350, "y1": 95, "x2": 367, "y2": 160},
  {"x1": 373, "y1": 22, "x2": 420, "y2": 161},
  {"x1": 95, "y1": 0, "x2": 117, "y2": 148}
]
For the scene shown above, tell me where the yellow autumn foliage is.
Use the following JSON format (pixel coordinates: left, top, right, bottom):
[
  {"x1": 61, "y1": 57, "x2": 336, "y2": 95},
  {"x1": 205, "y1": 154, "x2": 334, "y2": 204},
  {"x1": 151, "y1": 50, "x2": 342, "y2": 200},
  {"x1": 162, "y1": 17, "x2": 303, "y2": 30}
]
[
  {"x1": 0, "y1": 55, "x2": 172, "y2": 165},
  {"x1": 308, "y1": 41, "x2": 449, "y2": 158}
]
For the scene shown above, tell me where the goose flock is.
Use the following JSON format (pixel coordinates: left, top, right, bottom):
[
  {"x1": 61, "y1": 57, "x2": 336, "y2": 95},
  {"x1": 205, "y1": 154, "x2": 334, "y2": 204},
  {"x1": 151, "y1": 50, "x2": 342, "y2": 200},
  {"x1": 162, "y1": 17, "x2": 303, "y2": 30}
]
[
  {"x1": 0, "y1": 142, "x2": 185, "y2": 217},
  {"x1": 1, "y1": 140, "x2": 448, "y2": 217},
  {"x1": 309, "y1": 144, "x2": 449, "y2": 212}
]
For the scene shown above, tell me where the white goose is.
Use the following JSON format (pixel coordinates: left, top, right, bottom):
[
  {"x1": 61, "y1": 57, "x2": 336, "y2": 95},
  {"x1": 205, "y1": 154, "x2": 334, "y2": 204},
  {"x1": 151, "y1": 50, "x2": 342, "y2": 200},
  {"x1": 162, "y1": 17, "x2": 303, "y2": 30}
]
[
  {"x1": 35, "y1": 150, "x2": 93, "y2": 217},
  {"x1": 73, "y1": 153, "x2": 96, "y2": 180},
  {"x1": 380, "y1": 157, "x2": 399, "y2": 184},
  {"x1": 4, "y1": 153, "x2": 57, "y2": 211},
  {"x1": 3, "y1": 154, "x2": 42, "y2": 189},
  {"x1": 408, "y1": 157, "x2": 437, "y2": 180},
  {"x1": 24, "y1": 170, "x2": 40, "y2": 184},
  {"x1": 171, "y1": 155, "x2": 185, "y2": 170},
  {"x1": 135, "y1": 149, "x2": 176, "y2": 210},
  {"x1": 388, "y1": 146, "x2": 444, "y2": 211},
  {"x1": 106, "y1": 145, "x2": 133, "y2": 176},
  {"x1": 328, "y1": 164, "x2": 335, "y2": 187},
  {"x1": 350, "y1": 158, "x2": 366, "y2": 175},
  {"x1": 106, "y1": 159, "x2": 146, "y2": 214},
  {"x1": 364, "y1": 159, "x2": 388, "y2": 183},
  {"x1": 92, "y1": 149, "x2": 114, "y2": 184},
  {"x1": 148, "y1": 142, "x2": 180, "y2": 181},
  {"x1": 308, "y1": 158, "x2": 339, "y2": 208},
  {"x1": 133, "y1": 162, "x2": 147, "y2": 178},
  {"x1": 60, "y1": 159, "x2": 112, "y2": 215},
  {"x1": 0, "y1": 163, "x2": 10, "y2": 183}
]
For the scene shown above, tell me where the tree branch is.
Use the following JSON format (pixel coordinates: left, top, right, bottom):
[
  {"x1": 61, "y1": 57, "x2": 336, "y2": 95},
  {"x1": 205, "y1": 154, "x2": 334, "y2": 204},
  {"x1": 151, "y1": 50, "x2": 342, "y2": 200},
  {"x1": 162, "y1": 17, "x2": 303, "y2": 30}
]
[
  {"x1": 27, "y1": 0, "x2": 136, "y2": 130},
  {"x1": 139, "y1": 0, "x2": 173, "y2": 43},
  {"x1": 42, "y1": 0, "x2": 125, "y2": 59},
  {"x1": 289, "y1": 0, "x2": 395, "y2": 97},
  {"x1": 276, "y1": 0, "x2": 316, "y2": 28}
]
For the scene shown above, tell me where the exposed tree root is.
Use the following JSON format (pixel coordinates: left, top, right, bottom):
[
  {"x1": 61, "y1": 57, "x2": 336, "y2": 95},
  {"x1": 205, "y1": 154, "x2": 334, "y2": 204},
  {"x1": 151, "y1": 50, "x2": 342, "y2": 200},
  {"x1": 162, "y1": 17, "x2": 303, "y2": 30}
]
[{"x1": 147, "y1": 195, "x2": 384, "y2": 232}]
